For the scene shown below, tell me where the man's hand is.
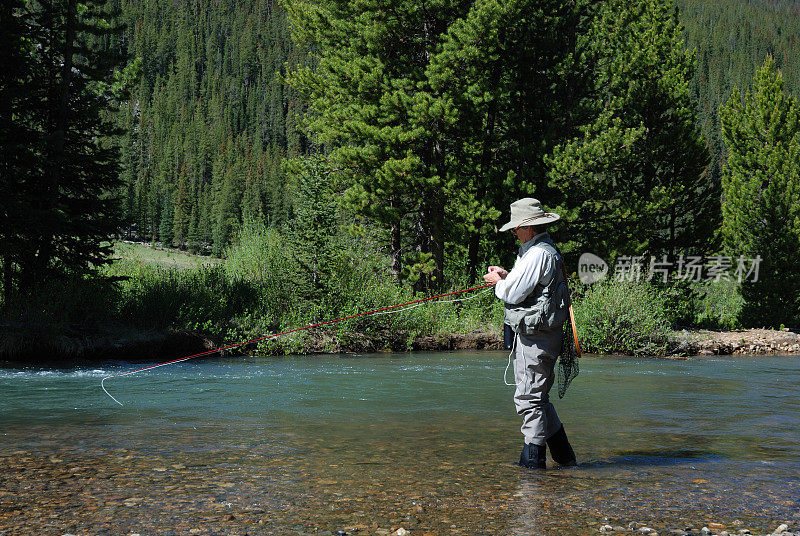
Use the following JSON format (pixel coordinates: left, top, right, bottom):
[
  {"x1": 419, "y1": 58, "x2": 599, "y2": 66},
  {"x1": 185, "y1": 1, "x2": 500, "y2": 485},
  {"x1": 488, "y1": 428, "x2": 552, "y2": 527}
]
[
  {"x1": 483, "y1": 266, "x2": 508, "y2": 286},
  {"x1": 488, "y1": 265, "x2": 509, "y2": 278}
]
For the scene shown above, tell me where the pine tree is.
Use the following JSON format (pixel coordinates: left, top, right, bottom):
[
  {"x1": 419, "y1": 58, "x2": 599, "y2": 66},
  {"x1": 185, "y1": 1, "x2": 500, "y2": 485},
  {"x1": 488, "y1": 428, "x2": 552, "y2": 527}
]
[
  {"x1": 425, "y1": 0, "x2": 594, "y2": 279},
  {"x1": 283, "y1": 0, "x2": 474, "y2": 288},
  {"x1": 288, "y1": 156, "x2": 338, "y2": 298},
  {"x1": 545, "y1": 0, "x2": 715, "y2": 265},
  {"x1": 173, "y1": 164, "x2": 192, "y2": 248},
  {"x1": 719, "y1": 55, "x2": 800, "y2": 328},
  {"x1": 0, "y1": 0, "x2": 37, "y2": 305},
  {"x1": 2, "y1": 0, "x2": 126, "y2": 297},
  {"x1": 159, "y1": 190, "x2": 174, "y2": 246}
]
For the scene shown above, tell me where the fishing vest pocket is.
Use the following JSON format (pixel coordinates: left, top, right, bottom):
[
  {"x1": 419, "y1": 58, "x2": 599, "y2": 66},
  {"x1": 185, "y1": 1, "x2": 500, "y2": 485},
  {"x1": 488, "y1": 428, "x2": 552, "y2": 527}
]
[{"x1": 518, "y1": 280, "x2": 570, "y2": 334}]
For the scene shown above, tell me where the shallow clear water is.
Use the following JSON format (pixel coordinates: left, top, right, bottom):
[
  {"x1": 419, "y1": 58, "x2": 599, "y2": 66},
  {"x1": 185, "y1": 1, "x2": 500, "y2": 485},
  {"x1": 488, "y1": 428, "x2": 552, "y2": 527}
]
[{"x1": 1, "y1": 352, "x2": 799, "y2": 535}]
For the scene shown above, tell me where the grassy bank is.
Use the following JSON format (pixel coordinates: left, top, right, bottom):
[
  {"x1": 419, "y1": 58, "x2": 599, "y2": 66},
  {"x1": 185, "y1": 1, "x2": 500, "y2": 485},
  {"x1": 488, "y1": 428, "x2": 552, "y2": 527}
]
[
  {"x1": 0, "y1": 229, "x2": 502, "y2": 361},
  {"x1": 0, "y1": 226, "x2": 752, "y2": 361}
]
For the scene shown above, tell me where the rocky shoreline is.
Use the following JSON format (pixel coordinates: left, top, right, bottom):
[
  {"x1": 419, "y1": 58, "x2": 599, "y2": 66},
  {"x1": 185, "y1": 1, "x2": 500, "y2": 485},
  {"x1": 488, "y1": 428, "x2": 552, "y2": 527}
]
[
  {"x1": 667, "y1": 328, "x2": 800, "y2": 357},
  {"x1": 0, "y1": 322, "x2": 212, "y2": 364},
  {"x1": 596, "y1": 521, "x2": 799, "y2": 536},
  {"x1": 318, "y1": 522, "x2": 800, "y2": 536}
]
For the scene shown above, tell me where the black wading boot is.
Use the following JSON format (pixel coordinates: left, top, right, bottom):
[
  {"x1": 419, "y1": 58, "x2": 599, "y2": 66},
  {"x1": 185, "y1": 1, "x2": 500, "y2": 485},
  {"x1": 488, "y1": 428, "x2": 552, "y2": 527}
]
[
  {"x1": 517, "y1": 442, "x2": 547, "y2": 469},
  {"x1": 546, "y1": 425, "x2": 577, "y2": 466}
]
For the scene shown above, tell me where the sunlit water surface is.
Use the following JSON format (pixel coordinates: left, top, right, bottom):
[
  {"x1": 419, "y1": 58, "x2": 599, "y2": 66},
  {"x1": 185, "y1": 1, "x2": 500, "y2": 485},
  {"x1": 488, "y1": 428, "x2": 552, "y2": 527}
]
[{"x1": 1, "y1": 352, "x2": 799, "y2": 535}]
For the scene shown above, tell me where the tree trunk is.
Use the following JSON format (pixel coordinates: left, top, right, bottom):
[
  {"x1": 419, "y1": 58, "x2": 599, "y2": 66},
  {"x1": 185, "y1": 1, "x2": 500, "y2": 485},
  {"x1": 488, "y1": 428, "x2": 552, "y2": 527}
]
[
  {"x1": 467, "y1": 233, "x2": 480, "y2": 282},
  {"x1": 389, "y1": 195, "x2": 402, "y2": 278},
  {"x1": 417, "y1": 197, "x2": 445, "y2": 291},
  {"x1": 2, "y1": 257, "x2": 11, "y2": 310},
  {"x1": 36, "y1": 0, "x2": 77, "y2": 281},
  {"x1": 428, "y1": 204, "x2": 444, "y2": 289},
  {"x1": 390, "y1": 223, "x2": 402, "y2": 279}
]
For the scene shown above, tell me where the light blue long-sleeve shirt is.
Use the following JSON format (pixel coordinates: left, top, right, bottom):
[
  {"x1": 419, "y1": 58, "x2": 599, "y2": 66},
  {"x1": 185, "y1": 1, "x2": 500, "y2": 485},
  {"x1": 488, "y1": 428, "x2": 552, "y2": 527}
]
[{"x1": 494, "y1": 232, "x2": 556, "y2": 305}]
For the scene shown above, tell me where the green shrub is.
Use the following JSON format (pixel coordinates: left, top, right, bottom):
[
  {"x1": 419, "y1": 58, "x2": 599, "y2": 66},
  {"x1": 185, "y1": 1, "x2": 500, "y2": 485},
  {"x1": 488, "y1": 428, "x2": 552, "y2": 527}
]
[
  {"x1": 2, "y1": 272, "x2": 119, "y2": 325},
  {"x1": 573, "y1": 279, "x2": 671, "y2": 355},
  {"x1": 224, "y1": 222, "x2": 300, "y2": 322},
  {"x1": 113, "y1": 262, "x2": 248, "y2": 337},
  {"x1": 692, "y1": 279, "x2": 743, "y2": 330}
]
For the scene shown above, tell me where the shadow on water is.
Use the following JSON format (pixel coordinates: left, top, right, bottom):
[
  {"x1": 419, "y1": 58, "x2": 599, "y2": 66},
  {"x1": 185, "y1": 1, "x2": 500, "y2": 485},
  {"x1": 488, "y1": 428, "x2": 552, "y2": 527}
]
[{"x1": 579, "y1": 448, "x2": 725, "y2": 469}]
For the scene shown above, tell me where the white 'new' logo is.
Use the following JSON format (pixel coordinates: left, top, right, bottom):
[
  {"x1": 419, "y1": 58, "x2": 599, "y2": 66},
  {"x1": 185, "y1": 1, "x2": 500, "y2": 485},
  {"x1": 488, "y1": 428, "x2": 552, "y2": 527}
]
[{"x1": 578, "y1": 252, "x2": 608, "y2": 284}]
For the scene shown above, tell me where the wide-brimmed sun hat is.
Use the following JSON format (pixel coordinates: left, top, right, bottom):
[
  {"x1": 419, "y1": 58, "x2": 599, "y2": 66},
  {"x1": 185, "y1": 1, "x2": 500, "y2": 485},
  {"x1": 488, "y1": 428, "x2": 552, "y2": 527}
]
[{"x1": 498, "y1": 198, "x2": 560, "y2": 232}]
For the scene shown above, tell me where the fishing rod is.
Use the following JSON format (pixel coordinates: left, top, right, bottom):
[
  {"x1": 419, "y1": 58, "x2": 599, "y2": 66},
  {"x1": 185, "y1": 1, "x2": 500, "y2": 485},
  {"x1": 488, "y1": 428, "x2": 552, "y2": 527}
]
[{"x1": 101, "y1": 283, "x2": 493, "y2": 406}]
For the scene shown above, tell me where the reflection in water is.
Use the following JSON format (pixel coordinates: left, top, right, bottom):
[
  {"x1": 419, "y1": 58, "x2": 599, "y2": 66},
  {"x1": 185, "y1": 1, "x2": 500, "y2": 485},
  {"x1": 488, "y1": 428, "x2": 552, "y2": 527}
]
[{"x1": 1, "y1": 353, "x2": 799, "y2": 535}]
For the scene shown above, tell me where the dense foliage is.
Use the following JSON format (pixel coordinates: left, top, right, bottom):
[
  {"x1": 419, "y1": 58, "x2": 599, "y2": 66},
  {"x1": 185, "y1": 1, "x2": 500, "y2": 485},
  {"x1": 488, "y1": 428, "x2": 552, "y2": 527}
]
[
  {"x1": 284, "y1": 0, "x2": 717, "y2": 288},
  {"x1": 546, "y1": 0, "x2": 716, "y2": 262},
  {"x1": 678, "y1": 0, "x2": 800, "y2": 187}
]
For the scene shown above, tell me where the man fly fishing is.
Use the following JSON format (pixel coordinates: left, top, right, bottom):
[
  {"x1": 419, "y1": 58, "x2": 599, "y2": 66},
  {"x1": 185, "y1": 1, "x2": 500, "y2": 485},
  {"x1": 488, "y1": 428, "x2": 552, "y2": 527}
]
[{"x1": 483, "y1": 197, "x2": 578, "y2": 469}]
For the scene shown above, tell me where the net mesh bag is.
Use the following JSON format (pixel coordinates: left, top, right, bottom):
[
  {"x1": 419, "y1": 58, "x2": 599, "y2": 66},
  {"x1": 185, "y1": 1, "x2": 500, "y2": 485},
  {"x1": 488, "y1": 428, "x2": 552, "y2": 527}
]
[{"x1": 556, "y1": 315, "x2": 580, "y2": 399}]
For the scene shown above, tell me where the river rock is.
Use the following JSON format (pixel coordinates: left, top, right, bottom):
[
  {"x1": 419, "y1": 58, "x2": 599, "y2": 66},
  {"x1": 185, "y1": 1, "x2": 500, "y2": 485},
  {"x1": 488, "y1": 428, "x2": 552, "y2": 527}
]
[
  {"x1": 669, "y1": 530, "x2": 688, "y2": 536},
  {"x1": 600, "y1": 525, "x2": 613, "y2": 532},
  {"x1": 395, "y1": 528, "x2": 409, "y2": 536},
  {"x1": 774, "y1": 525, "x2": 789, "y2": 534},
  {"x1": 736, "y1": 530, "x2": 750, "y2": 535},
  {"x1": 709, "y1": 524, "x2": 726, "y2": 531}
]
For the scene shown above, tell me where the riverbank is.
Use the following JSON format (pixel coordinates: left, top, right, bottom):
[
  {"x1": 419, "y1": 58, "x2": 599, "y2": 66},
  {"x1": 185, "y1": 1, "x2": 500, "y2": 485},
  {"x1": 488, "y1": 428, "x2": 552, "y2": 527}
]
[
  {"x1": 595, "y1": 521, "x2": 800, "y2": 536},
  {"x1": 2, "y1": 322, "x2": 799, "y2": 364},
  {"x1": 2, "y1": 238, "x2": 796, "y2": 364},
  {"x1": 667, "y1": 328, "x2": 800, "y2": 357},
  {"x1": 0, "y1": 322, "x2": 503, "y2": 364}
]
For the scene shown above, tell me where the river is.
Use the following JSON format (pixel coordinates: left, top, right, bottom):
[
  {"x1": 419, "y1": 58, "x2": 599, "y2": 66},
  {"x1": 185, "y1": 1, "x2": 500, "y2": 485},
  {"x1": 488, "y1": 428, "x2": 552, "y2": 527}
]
[{"x1": 1, "y1": 352, "x2": 799, "y2": 535}]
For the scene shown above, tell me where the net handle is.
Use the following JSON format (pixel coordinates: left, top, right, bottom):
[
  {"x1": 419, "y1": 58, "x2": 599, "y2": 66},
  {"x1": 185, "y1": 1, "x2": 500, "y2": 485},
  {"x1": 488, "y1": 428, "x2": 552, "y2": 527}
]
[{"x1": 561, "y1": 262, "x2": 582, "y2": 358}]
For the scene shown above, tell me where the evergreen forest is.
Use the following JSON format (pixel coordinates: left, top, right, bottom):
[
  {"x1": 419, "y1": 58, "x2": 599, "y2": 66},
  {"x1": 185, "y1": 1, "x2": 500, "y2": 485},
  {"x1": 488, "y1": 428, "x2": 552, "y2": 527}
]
[
  {"x1": 2, "y1": 0, "x2": 800, "y2": 349},
  {"x1": 107, "y1": 0, "x2": 800, "y2": 260}
]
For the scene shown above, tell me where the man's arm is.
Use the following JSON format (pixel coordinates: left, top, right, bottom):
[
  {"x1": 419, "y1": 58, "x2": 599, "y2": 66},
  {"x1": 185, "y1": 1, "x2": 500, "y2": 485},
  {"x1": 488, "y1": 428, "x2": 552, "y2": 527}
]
[{"x1": 493, "y1": 248, "x2": 551, "y2": 305}]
